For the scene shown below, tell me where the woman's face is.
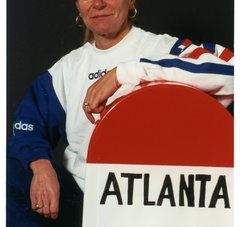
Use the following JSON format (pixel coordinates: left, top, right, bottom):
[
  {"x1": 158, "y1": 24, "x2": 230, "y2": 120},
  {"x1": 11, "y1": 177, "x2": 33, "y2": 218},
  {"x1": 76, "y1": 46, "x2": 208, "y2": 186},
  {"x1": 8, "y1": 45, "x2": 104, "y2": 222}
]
[{"x1": 76, "y1": 0, "x2": 134, "y2": 37}]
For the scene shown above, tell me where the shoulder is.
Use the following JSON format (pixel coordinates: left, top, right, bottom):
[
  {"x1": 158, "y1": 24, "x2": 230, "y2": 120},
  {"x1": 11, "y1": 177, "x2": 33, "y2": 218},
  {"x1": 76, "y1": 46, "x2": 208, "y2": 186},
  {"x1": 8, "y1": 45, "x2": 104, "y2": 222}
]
[
  {"x1": 133, "y1": 26, "x2": 179, "y2": 55},
  {"x1": 63, "y1": 43, "x2": 92, "y2": 62},
  {"x1": 46, "y1": 43, "x2": 93, "y2": 106},
  {"x1": 48, "y1": 43, "x2": 92, "y2": 77}
]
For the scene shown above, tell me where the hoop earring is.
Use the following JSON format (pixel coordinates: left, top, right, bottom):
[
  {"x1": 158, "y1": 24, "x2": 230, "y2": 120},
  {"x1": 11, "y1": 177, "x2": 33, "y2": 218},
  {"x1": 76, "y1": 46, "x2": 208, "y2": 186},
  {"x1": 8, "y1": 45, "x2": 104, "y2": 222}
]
[
  {"x1": 129, "y1": 6, "x2": 137, "y2": 20},
  {"x1": 76, "y1": 15, "x2": 84, "y2": 27}
]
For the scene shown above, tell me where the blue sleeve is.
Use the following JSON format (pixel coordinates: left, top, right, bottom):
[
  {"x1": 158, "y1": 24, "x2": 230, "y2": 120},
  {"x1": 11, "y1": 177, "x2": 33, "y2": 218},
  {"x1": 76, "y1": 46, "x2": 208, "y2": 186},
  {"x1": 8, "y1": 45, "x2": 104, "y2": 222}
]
[{"x1": 7, "y1": 71, "x2": 67, "y2": 170}]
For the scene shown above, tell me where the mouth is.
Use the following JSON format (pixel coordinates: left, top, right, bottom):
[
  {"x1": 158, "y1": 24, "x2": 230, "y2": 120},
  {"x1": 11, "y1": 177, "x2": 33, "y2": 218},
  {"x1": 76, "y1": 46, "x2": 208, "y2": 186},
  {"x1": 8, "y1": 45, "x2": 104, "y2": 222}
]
[{"x1": 91, "y1": 14, "x2": 113, "y2": 19}]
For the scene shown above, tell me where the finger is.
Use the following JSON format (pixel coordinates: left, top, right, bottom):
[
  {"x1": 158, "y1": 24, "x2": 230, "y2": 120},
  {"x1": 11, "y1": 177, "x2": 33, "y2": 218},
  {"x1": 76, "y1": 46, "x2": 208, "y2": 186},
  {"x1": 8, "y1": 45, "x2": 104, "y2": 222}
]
[
  {"x1": 42, "y1": 194, "x2": 51, "y2": 218},
  {"x1": 50, "y1": 195, "x2": 59, "y2": 220},
  {"x1": 86, "y1": 88, "x2": 99, "y2": 110},
  {"x1": 84, "y1": 101, "x2": 106, "y2": 122},
  {"x1": 31, "y1": 195, "x2": 44, "y2": 213},
  {"x1": 36, "y1": 207, "x2": 44, "y2": 215},
  {"x1": 94, "y1": 99, "x2": 107, "y2": 113},
  {"x1": 30, "y1": 192, "x2": 38, "y2": 210},
  {"x1": 87, "y1": 92, "x2": 107, "y2": 113},
  {"x1": 85, "y1": 111, "x2": 95, "y2": 124},
  {"x1": 35, "y1": 193, "x2": 44, "y2": 214},
  {"x1": 91, "y1": 104, "x2": 106, "y2": 114},
  {"x1": 89, "y1": 90, "x2": 105, "y2": 111},
  {"x1": 35, "y1": 200, "x2": 44, "y2": 214},
  {"x1": 83, "y1": 103, "x2": 96, "y2": 123}
]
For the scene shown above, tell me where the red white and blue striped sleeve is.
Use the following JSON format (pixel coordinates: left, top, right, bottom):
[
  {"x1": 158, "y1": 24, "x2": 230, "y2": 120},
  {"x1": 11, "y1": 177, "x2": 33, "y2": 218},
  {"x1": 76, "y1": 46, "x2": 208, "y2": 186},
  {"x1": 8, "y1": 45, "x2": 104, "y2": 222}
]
[
  {"x1": 170, "y1": 38, "x2": 233, "y2": 63},
  {"x1": 116, "y1": 37, "x2": 233, "y2": 107}
]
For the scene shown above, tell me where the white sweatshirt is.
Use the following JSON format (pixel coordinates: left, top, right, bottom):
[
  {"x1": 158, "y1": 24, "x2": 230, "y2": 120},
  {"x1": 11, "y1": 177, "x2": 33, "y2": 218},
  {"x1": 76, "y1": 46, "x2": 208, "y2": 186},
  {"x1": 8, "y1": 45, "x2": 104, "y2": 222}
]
[{"x1": 9, "y1": 26, "x2": 233, "y2": 191}]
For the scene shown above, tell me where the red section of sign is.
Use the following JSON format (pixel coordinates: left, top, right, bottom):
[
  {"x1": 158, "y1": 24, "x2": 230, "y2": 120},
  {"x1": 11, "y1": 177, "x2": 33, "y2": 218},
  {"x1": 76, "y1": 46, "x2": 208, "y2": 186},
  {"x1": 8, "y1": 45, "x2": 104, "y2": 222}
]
[{"x1": 87, "y1": 83, "x2": 233, "y2": 167}]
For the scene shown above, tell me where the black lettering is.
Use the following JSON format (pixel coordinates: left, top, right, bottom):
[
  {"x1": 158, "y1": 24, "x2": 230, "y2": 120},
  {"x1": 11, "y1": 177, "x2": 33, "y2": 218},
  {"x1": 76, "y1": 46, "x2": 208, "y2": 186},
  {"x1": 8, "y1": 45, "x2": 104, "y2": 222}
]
[
  {"x1": 121, "y1": 173, "x2": 142, "y2": 205},
  {"x1": 94, "y1": 71, "x2": 99, "y2": 79},
  {"x1": 100, "y1": 172, "x2": 123, "y2": 205},
  {"x1": 144, "y1": 174, "x2": 155, "y2": 205},
  {"x1": 209, "y1": 175, "x2": 230, "y2": 208},
  {"x1": 179, "y1": 174, "x2": 194, "y2": 207},
  {"x1": 157, "y1": 175, "x2": 176, "y2": 206},
  {"x1": 196, "y1": 174, "x2": 211, "y2": 207},
  {"x1": 88, "y1": 73, "x2": 94, "y2": 80},
  {"x1": 101, "y1": 69, "x2": 107, "y2": 76}
]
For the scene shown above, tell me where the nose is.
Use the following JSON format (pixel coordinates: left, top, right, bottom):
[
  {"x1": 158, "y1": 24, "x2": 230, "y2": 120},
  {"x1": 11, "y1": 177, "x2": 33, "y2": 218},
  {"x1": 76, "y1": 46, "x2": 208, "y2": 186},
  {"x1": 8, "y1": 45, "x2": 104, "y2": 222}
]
[{"x1": 92, "y1": 0, "x2": 107, "y2": 10}]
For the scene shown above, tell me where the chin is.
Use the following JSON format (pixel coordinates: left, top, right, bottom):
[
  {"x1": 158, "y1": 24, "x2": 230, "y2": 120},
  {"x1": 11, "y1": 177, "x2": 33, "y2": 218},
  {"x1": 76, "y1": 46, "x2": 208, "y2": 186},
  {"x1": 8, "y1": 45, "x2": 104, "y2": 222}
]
[{"x1": 89, "y1": 23, "x2": 116, "y2": 36}]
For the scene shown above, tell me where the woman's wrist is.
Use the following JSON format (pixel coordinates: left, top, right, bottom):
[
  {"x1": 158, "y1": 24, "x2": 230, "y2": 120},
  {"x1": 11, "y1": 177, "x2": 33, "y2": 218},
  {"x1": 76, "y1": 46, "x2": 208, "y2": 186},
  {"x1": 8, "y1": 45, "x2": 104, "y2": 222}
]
[
  {"x1": 111, "y1": 67, "x2": 121, "y2": 89},
  {"x1": 29, "y1": 159, "x2": 53, "y2": 174}
]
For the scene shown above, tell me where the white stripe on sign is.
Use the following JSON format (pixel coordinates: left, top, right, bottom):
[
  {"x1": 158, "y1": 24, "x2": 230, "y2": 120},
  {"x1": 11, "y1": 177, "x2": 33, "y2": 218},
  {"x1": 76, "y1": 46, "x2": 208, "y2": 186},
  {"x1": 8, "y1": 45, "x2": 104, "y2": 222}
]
[{"x1": 83, "y1": 164, "x2": 233, "y2": 227}]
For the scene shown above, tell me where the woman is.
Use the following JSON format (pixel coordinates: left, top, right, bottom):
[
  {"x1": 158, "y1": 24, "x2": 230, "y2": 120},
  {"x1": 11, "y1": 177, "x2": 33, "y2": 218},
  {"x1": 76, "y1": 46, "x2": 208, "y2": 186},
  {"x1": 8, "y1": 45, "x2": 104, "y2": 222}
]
[{"x1": 7, "y1": 0, "x2": 233, "y2": 226}]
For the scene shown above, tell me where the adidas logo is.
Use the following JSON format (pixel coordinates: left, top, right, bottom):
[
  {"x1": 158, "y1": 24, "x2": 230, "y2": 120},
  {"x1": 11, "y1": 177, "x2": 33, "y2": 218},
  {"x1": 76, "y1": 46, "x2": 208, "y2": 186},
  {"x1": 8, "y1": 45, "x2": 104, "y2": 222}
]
[
  {"x1": 14, "y1": 121, "x2": 34, "y2": 131},
  {"x1": 88, "y1": 69, "x2": 107, "y2": 80}
]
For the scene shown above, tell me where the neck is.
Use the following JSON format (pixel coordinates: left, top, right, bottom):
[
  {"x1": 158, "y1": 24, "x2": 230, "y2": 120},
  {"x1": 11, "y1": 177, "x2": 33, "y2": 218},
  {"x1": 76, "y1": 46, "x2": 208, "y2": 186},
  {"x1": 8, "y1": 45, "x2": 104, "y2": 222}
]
[{"x1": 94, "y1": 23, "x2": 132, "y2": 50}]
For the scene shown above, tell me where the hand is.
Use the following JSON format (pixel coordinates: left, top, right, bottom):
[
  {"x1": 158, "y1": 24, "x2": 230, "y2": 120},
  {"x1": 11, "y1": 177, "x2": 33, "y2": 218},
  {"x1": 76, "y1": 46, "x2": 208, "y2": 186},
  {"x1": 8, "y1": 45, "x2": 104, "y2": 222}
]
[
  {"x1": 29, "y1": 159, "x2": 60, "y2": 219},
  {"x1": 83, "y1": 67, "x2": 121, "y2": 123}
]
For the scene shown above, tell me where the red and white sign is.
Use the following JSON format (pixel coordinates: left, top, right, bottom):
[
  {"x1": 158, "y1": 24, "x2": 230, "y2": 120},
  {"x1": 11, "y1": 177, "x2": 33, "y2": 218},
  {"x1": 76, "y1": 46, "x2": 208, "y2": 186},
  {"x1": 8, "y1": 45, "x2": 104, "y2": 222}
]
[{"x1": 83, "y1": 83, "x2": 233, "y2": 227}]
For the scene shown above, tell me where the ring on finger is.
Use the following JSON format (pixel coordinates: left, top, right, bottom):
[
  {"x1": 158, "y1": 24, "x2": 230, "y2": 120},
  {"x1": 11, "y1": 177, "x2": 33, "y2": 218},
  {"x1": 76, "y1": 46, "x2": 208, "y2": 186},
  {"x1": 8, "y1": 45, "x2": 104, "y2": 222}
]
[
  {"x1": 35, "y1": 204, "x2": 43, "y2": 209},
  {"x1": 84, "y1": 102, "x2": 90, "y2": 108}
]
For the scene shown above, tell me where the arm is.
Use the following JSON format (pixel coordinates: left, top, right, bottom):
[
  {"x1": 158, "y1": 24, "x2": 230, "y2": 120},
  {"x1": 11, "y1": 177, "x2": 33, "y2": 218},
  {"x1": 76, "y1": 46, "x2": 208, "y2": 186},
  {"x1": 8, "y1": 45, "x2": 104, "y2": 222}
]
[
  {"x1": 83, "y1": 40, "x2": 233, "y2": 122},
  {"x1": 116, "y1": 39, "x2": 233, "y2": 106},
  {"x1": 8, "y1": 72, "x2": 66, "y2": 218}
]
